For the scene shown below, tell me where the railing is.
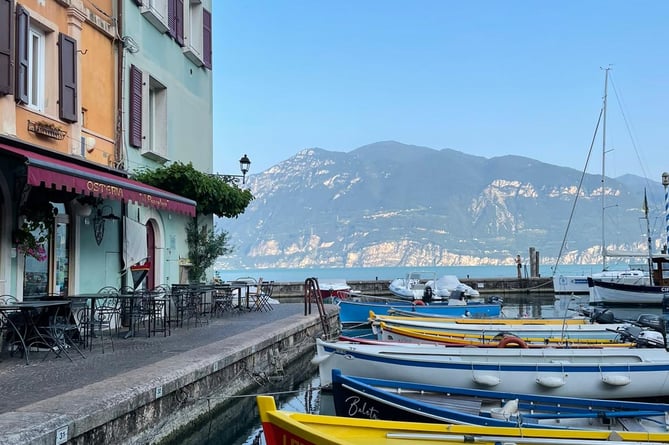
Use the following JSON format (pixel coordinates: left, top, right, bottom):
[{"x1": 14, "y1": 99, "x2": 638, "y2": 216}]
[{"x1": 303, "y1": 277, "x2": 329, "y2": 338}]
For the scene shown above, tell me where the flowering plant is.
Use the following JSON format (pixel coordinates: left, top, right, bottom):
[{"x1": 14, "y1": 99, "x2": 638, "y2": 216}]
[{"x1": 15, "y1": 200, "x2": 56, "y2": 262}]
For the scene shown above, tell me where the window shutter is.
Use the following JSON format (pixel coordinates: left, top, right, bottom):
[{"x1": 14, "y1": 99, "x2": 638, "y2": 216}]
[
  {"x1": 132, "y1": 0, "x2": 143, "y2": 5},
  {"x1": 175, "y1": 0, "x2": 184, "y2": 46},
  {"x1": 167, "y1": 0, "x2": 176, "y2": 38},
  {"x1": 129, "y1": 64, "x2": 143, "y2": 148},
  {"x1": 0, "y1": 0, "x2": 13, "y2": 95},
  {"x1": 15, "y1": 3, "x2": 28, "y2": 104},
  {"x1": 203, "y1": 9, "x2": 212, "y2": 69},
  {"x1": 58, "y1": 33, "x2": 78, "y2": 122}
]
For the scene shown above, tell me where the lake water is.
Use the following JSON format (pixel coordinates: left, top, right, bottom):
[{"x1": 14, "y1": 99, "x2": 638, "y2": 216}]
[
  {"x1": 214, "y1": 264, "x2": 608, "y2": 283},
  {"x1": 164, "y1": 293, "x2": 666, "y2": 445}
]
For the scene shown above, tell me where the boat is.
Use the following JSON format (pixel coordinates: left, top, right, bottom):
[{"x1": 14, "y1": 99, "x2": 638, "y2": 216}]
[
  {"x1": 330, "y1": 369, "x2": 669, "y2": 431},
  {"x1": 588, "y1": 255, "x2": 669, "y2": 305},
  {"x1": 317, "y1": 278, "x2": 352, "y2": 302},
  {"x1": 373, "y1": 321, "x2": 647, "y2": 348},
  {"x1": 435, "y1": 274, "x2": 480, "y2": 299},
  {"x1": 314, "y1": 338, "x2": 669, "y2": 398},
  {"x1": 553, "y1": 269, "x2": 648, "y2": 295},
  {"x1": 388, "y1": 271, "x2": 450, "y2": 300},
  {"x1": 369, "y1": 311, "x2": 634, "y2": 341},
  {"x1": 337, "y1": 297, "x2": 501, "y2": 326},
  {"x1": 257, "y1": 395, "x2": 669, "y2": 445}
]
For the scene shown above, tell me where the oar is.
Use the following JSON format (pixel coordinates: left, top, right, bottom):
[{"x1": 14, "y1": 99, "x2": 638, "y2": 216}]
[{"x1": 386, "y1": 432, "x2": 666, "y2": 445}]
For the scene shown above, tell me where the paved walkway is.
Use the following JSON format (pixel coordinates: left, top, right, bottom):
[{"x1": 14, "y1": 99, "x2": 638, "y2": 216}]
[{"x1": 0, "y1": 303, "x2": 311, "y2": 414}]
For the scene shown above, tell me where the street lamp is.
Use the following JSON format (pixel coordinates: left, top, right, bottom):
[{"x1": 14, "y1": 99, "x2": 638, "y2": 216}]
[
  {"x1": 662, "y1": 172, "x2": 669, "y2": 253},
  {"x1": 214, "y1": 154, "x2": 252, "y2": 185}
]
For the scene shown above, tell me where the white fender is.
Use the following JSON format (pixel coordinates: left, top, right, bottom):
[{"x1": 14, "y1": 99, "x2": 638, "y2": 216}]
[
  {"x1": 536, "y1": 376, "x2": 566, "y2": 388},
  {"x1": 472, "y1": 374, "x2": 501, "y2": 386},
  {"x1": 602, "y1": 375, "x2": 631, "y2": 386}
]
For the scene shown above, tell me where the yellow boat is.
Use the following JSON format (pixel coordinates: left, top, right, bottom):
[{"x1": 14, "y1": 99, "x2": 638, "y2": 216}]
[
  {"x1": 376, "y1": 321, "x2": 637, "y2": 348},
  {"x1": 369, "y1": 310, "x2": 598, "y2": 325},
  {"x1": 257, "y1": 395, "x2": 669, "y2": 445}
]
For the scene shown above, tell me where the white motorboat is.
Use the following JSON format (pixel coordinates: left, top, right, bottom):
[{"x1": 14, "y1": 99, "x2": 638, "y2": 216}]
[{"x1": 388, "y1": 271, "x2": 450, "y2": 301}]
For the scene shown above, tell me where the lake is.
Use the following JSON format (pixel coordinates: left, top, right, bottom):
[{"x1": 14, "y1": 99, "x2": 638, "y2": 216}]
[{"x1": 163, "y1": 294, "x2": 665, "y2": 444}]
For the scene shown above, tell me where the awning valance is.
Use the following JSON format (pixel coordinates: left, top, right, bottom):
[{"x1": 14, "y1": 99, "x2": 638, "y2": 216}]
[{"x1": 1, "y1": 143, "x2": 196, "y2": 217}]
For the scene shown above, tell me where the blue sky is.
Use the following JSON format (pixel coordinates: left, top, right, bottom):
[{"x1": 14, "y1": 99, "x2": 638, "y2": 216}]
[{"x1": 212, "y1": 1, "x2": 669, "y2": 183}]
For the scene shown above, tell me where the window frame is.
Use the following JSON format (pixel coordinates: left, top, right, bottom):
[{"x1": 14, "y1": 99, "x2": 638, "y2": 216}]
[{"x1": 141, "y1": 0, "x2": 169, "y2": 33}]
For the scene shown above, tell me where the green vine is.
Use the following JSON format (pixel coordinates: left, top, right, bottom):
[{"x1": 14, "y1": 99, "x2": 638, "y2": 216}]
[{"x1": 132, "y1": 162, "x2": 254, "y2": 217}]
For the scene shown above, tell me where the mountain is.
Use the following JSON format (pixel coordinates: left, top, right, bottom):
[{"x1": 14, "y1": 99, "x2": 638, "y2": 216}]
[{"x1": 215, "y1": 141, "x2": 661, "y2": 270}]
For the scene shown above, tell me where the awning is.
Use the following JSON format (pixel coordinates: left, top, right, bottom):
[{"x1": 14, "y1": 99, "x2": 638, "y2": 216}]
[{"x1": 1, "y1": 143, "x2": 196, "y2": 216}]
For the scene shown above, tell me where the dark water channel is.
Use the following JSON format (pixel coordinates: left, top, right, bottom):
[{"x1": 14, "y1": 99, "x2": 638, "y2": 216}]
[{"x1": 162, "y1": 294, "x2": 663, "y2": 445}]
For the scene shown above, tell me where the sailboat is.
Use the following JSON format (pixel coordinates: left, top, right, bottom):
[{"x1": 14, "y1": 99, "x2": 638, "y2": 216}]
[
  {"x1": 552, "y1": 68, "x2": 657, "y2": 296},
  {"x1": 588, "y1": 189, "x2": 669, "y2": 304}
]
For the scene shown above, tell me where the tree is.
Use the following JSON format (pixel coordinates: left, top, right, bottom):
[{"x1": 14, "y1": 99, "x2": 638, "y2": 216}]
[{"x1": 186, "y1": 220, "x2": 232, "y2": 282}]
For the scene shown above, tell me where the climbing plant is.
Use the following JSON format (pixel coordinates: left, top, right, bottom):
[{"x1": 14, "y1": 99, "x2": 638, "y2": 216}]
[{"x1": 132, "y1": 162, "x2": 254, "y2": 217}]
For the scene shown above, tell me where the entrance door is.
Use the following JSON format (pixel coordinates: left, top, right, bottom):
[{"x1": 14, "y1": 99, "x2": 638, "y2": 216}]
[{"x1": 146, "y1": 221, "x2": 156, "y2": 289}]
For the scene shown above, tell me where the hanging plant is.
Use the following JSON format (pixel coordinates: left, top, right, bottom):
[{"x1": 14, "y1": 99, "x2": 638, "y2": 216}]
[{"x1": 14, "y1": 200, "x2": 56, "y2": 262}]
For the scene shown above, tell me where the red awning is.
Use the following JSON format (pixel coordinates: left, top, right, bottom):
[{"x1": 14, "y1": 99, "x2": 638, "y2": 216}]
[{"x1": 1, "y1": 143, "x2": 196, "y2": 216}]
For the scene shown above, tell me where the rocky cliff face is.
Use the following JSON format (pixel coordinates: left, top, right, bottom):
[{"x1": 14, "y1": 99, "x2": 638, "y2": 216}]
[{"x1": 215, "y1": 141, "x2": 660, "y2": 269}]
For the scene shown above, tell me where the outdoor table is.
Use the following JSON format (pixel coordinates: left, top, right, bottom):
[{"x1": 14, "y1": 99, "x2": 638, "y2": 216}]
[{"x1": 0, "y1": 300, "x2": 80, "y2": 364}]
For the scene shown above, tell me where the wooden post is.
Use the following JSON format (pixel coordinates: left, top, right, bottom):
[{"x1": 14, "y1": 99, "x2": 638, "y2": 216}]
[{"x1": 528, "y1": 247, "x2": 536, "y2": 277}]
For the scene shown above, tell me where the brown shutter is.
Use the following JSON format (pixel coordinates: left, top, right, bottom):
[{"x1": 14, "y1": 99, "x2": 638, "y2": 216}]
[
  {"x1": 203, "y1": 8, "x2": 212, "y2": 69},
  {"x1": 15, "y1": 3, "x2": 28, "y2": 104},
  {"x1": 168, "y1": 0, "x2": 176, "y2": 38},
  {"x1": 129, "y1": 64, "x2": 143, "y2": 148},
  {"x1": 175, "y1": 0, "x2": 184, "y2": 46},
  {"x1": 0, "y1": 0, "x2": 14, "y2": 95},
  {"x1": 58, "y1": 33, "x2": 78, "y2": 122}
]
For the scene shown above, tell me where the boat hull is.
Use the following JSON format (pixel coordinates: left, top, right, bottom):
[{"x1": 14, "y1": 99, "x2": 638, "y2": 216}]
[
  {"x1": 331, "y1": 369, "x2": 669, "y2": 431},
  {"x1": 258, "y1": 395, "x2": 669, "y2": 445},
  {"x1": 338, "y1": 299, "x2": 501, "y2": 325},
  {"x1": 315, "y1": 339, "x2": 669, "y2": 399},
  {"x1": 588, "y1": 278, "x2": 669, "y2": 305}
]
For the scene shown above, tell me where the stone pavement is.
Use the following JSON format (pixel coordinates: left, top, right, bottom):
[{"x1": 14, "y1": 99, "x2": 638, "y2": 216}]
[{"x1": 0, "y1": 303, "x2": 311, "y2": 414}]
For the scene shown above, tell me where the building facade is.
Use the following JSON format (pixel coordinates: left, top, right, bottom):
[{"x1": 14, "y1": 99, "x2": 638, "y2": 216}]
[{"x1": 0, "y1": 0, "x2": 210, "y2": 298}]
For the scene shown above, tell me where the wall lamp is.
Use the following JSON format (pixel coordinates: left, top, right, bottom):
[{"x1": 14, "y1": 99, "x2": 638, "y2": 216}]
[
  {"x1": 212, "y1": 154, "x2": 252, "y2": 185},
  {"x1": 92, "y1": 205, "x2": 120, "y2": 245}
]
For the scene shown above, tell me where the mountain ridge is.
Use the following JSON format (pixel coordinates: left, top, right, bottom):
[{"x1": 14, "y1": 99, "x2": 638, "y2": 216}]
[{"x1": 215, "y1": 141, "x2": 661, "y2": 270}]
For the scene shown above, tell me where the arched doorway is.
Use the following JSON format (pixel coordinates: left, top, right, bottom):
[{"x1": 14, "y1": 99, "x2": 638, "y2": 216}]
[{"x1": 146, "y1": 221, "x2": 156, "y2": 290}]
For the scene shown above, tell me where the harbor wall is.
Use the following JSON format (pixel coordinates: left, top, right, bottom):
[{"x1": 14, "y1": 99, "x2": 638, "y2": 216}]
[{"x1": 272, "y1": 277, "x2": 554, "y2": 299}]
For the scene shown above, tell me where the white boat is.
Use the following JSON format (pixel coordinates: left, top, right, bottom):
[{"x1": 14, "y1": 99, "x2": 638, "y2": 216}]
[
  {"x1": 434, "y1": 275, "x2": 480, "y2": 299},
  {"x1": 553, "y1": 269, "x2": 648, "y2": 295},
  {"x1": 369, "y1": 311, "x2": 633, "y2": 341},
  {"x1": 588, "y1": 255, "x2": 669, "y2": 305},
  {"x1": 314, "y1": 338, "x2": 669, "y2": 399},
  {"x1": 388, "y1": 271, "x2": 450, "y2": 301}
]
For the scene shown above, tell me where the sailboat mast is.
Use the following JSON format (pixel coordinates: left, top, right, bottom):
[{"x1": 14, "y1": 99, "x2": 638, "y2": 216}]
[{"x1": 601, "y1": 67, "x2": 610, "y2": 270}]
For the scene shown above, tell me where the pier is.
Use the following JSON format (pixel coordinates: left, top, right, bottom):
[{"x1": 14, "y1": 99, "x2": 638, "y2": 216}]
[{"x1": 271, "y1": 277, "x2": 554, "y2": 299}]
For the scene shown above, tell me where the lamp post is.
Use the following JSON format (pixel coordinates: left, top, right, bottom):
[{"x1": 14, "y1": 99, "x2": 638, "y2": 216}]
[
  {"x1": 663, "y1": 172, "x2": 669, "y2": 253},
  {"x1": 214, "y1": 154, "x2": 252, "y2": 185}
]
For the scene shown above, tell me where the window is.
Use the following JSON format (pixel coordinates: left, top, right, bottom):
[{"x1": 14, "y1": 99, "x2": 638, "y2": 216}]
[
  {"x1": 175, "y1": 1, "x2": 211, "y2": 69},
  {"x1": 128, "y1": 64, "x2": 167, "y2": 160},
  {"x1": 28, "y1": 26, "x2": 45, "y2": 111},
  {"x1": 141, "y1": 0, "x2": 169, "y2": 33},
  {"x1": 143, "y1": 74, "x2": 167, "y2": 160}
]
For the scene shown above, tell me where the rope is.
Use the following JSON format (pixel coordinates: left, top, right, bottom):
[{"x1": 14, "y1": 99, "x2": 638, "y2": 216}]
[{"x1": 552, "y1": 107, "x2": 603, "y2": 276}]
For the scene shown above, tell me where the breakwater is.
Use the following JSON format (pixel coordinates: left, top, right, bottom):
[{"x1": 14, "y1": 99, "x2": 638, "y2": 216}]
[{"x1": 272, "y1": 277, "x2": 554, "y2": 299}]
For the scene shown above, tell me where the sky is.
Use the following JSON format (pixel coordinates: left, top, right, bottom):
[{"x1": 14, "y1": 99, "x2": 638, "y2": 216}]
[{"x1": 212, "y1": 1, "x2": 669, "y2": 183}]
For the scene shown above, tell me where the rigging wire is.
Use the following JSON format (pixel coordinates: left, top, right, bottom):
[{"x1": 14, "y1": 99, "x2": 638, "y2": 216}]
[{"x1": 552, "y1": 107, "x2": 604, "y2": 277}]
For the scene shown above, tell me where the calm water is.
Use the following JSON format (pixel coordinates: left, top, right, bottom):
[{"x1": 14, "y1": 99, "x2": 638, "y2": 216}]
[
  {"x1": 166, "y1": 293, "x2": 665, "y2": 445},
  {"x1": 214, "y1": 264, "x2": 608, "y2": 283}
]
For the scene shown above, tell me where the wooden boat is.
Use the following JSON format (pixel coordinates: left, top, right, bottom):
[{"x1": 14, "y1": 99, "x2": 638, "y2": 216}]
[
  {"x1": 374, "y1": 321, "x2": 643, "y2": 348},
  {"x1": 338, "y1": 298, "x2": 501, "y2": 326},
  {"x1": 314, "y1": 338, "x2": 669, "y2": 398},
  {"x1": 257, "y1": 395, "x2": 669, "y2": 445},
  {"x1": 331, "y1": 369, "x2": 669, "y2": 431},
  {"x1": 370, "y1": 311, "x2": 633, "y2": 341}
]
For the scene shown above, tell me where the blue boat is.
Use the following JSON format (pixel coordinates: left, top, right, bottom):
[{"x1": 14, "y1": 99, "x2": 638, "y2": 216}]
[
  {"x1": 337, "y1": 297, "x2": 501, "y2": 326},
  {"x1": 331, "y1": 369, "x2": 669, "y2": 431}
]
